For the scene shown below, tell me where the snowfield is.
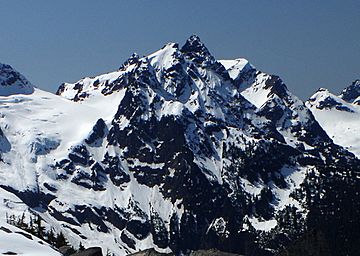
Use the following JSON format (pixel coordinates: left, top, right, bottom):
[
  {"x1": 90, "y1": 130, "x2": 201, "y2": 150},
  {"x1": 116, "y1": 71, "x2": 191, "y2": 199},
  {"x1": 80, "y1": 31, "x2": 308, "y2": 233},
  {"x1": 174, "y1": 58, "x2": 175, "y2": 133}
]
[
  {"x1": 0, "y1": 221, "x2": 61, "y2": 256},
  {"x1": 307, "y1": 87, "x2": 360, "y2": 158}
]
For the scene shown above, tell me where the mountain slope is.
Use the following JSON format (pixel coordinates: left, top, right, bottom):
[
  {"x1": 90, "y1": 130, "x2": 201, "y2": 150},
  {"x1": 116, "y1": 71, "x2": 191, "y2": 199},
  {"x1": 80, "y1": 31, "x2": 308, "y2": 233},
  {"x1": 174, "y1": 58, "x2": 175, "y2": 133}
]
[
  {"x1": 307, "y1": 82, "x2": 360, "y2": 158},
  {"x1": 218, "y1": 59, "x2": 330, "y2": 149},
  {"x1": 0, "y1": 220, "x2": 61, "y2": 256},
  {"x1": 0, "y1": 36, "x2": 360, "y2": 256}
]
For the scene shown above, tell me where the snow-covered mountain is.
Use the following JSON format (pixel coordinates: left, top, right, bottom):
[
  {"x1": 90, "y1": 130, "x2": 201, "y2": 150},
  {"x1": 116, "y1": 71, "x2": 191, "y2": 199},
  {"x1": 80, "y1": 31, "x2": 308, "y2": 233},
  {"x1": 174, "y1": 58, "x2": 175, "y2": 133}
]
[
  {"x1": 1, "y1": 36, "x2": 360, "y2": 256},
  {"x1": 307, "y1": 81, "x2": 360, "y2": 158}
]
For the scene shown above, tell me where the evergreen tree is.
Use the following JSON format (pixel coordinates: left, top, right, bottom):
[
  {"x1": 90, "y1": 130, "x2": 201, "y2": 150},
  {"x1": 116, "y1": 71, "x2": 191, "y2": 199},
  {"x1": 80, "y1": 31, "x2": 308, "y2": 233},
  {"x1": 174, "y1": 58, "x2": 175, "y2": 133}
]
[
  {"x1": 79, "y1": 241, "x2": 85, "y2": 251},
  {"x1": 17, "y1": 213, "x2": 26, "y2": 229},
  {"x1": 47, "y1": 228, "x2": 56, "y2": 245},
  {"x1": 55, "y1": 232, "x2": 68, "y2": 248},
  {"x1": 28, "y1": 215, "x2": 35, "y2": 233},
  {"x1": 35, "y1": 215, "x2": 45, "y2": 239}
]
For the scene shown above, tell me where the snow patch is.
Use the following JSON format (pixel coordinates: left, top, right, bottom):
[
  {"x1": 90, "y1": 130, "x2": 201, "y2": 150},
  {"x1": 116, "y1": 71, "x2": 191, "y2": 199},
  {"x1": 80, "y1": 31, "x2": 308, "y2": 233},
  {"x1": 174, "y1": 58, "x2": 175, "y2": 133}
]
[{"x1": 248, "y1": 217, "x2": 277, "y2": 231}]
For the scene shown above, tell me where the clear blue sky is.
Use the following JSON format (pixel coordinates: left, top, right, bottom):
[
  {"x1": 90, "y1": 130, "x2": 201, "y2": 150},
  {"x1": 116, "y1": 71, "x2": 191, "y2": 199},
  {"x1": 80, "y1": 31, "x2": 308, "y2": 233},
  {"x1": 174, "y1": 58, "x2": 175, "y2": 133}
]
[{"x1": 0, "y1": 0, "x2": 359, "y2": 99}]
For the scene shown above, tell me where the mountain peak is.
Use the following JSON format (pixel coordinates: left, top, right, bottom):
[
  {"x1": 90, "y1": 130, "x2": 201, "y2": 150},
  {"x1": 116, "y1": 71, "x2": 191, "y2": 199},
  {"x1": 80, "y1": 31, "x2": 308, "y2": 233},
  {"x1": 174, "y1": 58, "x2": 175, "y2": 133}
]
[
  {"x1": 120, "y1": 53, "x2": 140, "y2": 69},
  {"x1": 181, "y1": 34, "x2": 209, "y2": 54},
  {"x1": 180, "y1": 35, "x2": 214, "y2": 65},
  {"x1": 340, "y1": 79, "x2": 360, "y2": 103},
  {"x1": 263, "y1": 75, "x2": 289, "y2": 98},
  {"x1": 184, "y1": 34, "x2": 203, "y2": 45},
  {"x1": 315, "y1": 87, "x2": 329, "y2": 93},
  {"x1": 307, "y1": 87, "x2": 355, "y2": 113},
  {"x1": 0, "y1": 63, "x2": 34, "y2": 96}
]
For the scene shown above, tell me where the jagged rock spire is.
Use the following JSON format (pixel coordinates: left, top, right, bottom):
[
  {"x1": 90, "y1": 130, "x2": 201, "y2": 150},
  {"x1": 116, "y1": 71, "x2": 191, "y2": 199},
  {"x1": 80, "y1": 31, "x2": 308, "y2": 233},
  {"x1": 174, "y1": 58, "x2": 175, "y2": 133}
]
[
  {"x1": 120, "y1": 53, "x2": 140, "y2": 69},
  {"x1": 181, "y1": 35, "x2": 215, "y2": 65},
  {"x1": 181, "y1": 35, "x2": 210, "y2": 55}
]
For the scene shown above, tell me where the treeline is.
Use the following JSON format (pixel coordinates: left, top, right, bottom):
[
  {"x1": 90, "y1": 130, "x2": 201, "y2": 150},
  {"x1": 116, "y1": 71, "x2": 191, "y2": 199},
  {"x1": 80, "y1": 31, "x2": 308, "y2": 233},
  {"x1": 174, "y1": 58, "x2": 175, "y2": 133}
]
[{"x1": 5, "y1": 212, "x2": 82, "y2": 250}]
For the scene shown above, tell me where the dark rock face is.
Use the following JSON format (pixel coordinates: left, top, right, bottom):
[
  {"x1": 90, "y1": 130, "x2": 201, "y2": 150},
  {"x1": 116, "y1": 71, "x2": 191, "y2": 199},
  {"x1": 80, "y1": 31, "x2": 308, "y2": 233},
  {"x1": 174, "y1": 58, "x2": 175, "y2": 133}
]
[
  {"x1": 264, "y1": 75, "x2": 288, "y2": 99},
  {"x1": 126, "y1": 219, "x2": 151, "y2": 240},
  {"x1": 60, "y1": 246, "x2": 76, "y2": 256},
  {"x1": 128, "y1": 248, "x2": 245, "y2": 256},
  {"x1": 0, "y1": 128, "x2": 11, "y2": 161},
  {"x1": 71, "y1": 247, "x2": 103, "y2": 256},
  {"x1": 121, "y1": 231, "x2": 136, "y2": 250},
  {"x1": 0, "y1": 63, "x2": 34, "y2": 96},
  {"x1": 150, "y1": 211, "x2": 169, "y2": 249},
  {"x1": 85, "y1": 118, "x2": 107, "y2": 146},
  {"x1": 0, "y1": 185, "x2": 55, "y2": 209},
  {"x1": 340, "y1": 79, "x2": 360, "y2": 103},
  {"x1": 56, "y1": 83, "x2": 67, "y2": 95},
  {"x1": 120, "y1": 53, "x2": 140, "y2": 70},
  {"x1": 190, "y1": 249, "x2": 244, "y2": 256},
  {"x1": 68, "y1": 145, "x2": 92, "y2": 166},
  {"x1": 313, "y1": 95, "x2": 354, "y2": 112},
  {"x1": 102, "y1": 154, "x2": 130, "y2": 186},
  {"x1": 181, "y1": 35, "x2": 215, "y2": 66},
  {"x1": 276, "y1": 229, "x2": 331, "y2": 256}
]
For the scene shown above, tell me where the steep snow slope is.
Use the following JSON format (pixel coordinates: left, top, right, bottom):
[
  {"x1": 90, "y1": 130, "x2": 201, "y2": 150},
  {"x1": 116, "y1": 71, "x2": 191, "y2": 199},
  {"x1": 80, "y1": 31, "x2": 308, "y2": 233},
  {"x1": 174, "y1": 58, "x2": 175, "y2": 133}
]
[
  {"x1": 0, "y1": 36, "x2": 360, "y2": 256},
  {"x1": 0, "y1": 221, "x2": 61, "y2": 256},
  {"x1": 0, "y1": 88, "x2": 125, "y2": 191},
  {"x1": 0, "y1": 86, "x2": 130, "y2": 255},
  {"x1": 307, "y1": 85, "x2": 360, "y2": 158},
  {"x1": 217, "y1": 59, "x2": 252, "y2": 81}
]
